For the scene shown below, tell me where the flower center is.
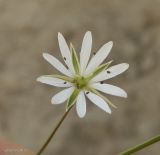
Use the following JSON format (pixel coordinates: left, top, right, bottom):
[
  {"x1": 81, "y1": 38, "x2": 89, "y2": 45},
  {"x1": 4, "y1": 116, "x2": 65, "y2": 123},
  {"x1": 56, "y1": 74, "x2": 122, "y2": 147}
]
[{"x1": 74, "y1": 76, "x2": 88, "y2": 89}]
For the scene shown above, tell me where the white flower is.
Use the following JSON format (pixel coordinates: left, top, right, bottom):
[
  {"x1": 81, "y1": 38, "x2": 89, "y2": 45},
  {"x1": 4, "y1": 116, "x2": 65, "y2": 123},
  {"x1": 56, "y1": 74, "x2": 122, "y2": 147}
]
[{"x1": 37, "y1": 31, "x2": 129, "y2": 118}]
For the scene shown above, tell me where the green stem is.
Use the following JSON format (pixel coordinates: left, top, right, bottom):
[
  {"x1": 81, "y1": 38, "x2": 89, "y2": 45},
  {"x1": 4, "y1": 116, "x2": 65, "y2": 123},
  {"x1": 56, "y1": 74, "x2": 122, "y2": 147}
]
[
  {"x1": 37, "y1": 106, "x2": 73, "y2": 155},
  {"x1": 119, "y1": 134, "x2": 160, "y2": 155}
]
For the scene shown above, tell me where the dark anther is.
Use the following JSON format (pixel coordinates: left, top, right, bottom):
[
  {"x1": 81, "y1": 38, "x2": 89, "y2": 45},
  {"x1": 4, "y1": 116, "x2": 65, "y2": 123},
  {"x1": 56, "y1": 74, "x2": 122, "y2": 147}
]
[
  {"x1": 93, "y1": 52, "x2": 96, "y2": 55},
  {"x1": 64, "y1": 81, "x2": 67, "y2": 84},
  {"x1": 86, "y1": 92, "x2": 89, "y2": 94},
  {"x1": 66, "y1": 66, "x2": 69, "y2": 69},
  {"x1": 107, "y1": 70, "x2": 111, "y2": 74},
  {"x1": 100, "y1": 81, "x2": 104, "y2": 84},
  {"x1": 63, "y1": 57, "x2": 66, "y2": 61}
]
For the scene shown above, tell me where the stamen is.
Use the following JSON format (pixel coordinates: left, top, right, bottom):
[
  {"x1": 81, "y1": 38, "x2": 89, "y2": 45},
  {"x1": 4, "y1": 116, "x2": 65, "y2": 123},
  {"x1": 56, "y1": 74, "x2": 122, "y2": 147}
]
[
  {"x1": 64, "y1": 81, "x2": 67, "y2": 84},
  {"x1": 77, "y1": 84, "x2": 80, "y2": 89},
  {"x1": 86, "y1": 92, "x2": 90, "y2": 94},
  {"x1": 100, "y1": 81, "x2": 104, "y2": 84},
  {"x1": 66, "y1": 66, "x2": 69, "y2": 69},
  {"x1": 63, "y1": 57, "x2": 66, "y2": 61},
  {"x1": 107, "y1": 70, "x2": 111, "y2": 74}
]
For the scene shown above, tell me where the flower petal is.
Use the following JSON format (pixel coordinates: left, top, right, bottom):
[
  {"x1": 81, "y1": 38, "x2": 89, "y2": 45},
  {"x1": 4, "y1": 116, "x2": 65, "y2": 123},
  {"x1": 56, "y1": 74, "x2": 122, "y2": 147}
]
[
  {"x1": 85, "y1": 41, "x2": 113, "y2": 75},
  {"x1": 85, "y1": 91, "x2": 111, "y2": 114},
  {"x1": 80, "y1": 31, "x2": 92, "y2": 74},
  {"x1": 91, "y1": 63, "x2": 129, "y2": 83},
  {"x1": 76, "y1": 91, "x2": 86, "y2": 118},
  {"x1": 87, "y1": 61, "x2": 112, "y2": 80},
  {"x1": 51, "y1": 87, "x2": 74, "y2": 104},
  {"x1": 37, "y1": 76, "x2": 72, "y2": 87},
  {"x1": 43, "y1": 53, "x2": 73, "y2": 77},
  {"x1": 91, "y1": 83, "x2": 127, "y2": 98},
  {"x1": 58, "y1": 32, "x2": 74, "y2": 73}
]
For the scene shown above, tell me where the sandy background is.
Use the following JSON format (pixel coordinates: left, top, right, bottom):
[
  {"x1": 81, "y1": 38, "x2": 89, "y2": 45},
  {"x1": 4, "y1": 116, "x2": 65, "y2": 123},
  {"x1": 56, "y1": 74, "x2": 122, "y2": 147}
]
[{"x1": 0, "y1": 0, "x2": 160, "y2": 154}]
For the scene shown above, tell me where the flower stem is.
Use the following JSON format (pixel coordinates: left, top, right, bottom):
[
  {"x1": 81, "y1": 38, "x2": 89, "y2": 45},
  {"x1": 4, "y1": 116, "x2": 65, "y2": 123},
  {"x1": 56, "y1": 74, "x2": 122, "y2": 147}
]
[
  {"x1": 36, "y1": 105, "x2": 73, "y2": 155},
  {"x1": 119, "y1": 134, "x2": 160, "y2": 155}
]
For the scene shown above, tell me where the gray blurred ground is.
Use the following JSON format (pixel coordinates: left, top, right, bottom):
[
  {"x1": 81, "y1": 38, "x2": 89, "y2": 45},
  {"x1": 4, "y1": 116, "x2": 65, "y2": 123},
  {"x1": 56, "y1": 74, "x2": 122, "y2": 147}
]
[{"x1": 0, "y1": 0, "x2": 160, "y2": 154}]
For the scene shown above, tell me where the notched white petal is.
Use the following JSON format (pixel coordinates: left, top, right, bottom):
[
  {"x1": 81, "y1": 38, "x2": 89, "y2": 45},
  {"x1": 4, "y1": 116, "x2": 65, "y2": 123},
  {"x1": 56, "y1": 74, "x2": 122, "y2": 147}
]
[
  {"x1": 85, "y1": 41, "x2": 113, "y2": 75},
  {"x1": 91, "y1": 63, "x2": 129, "y2": 83},
  {"x1": 80, "y1": 31, "x2": 92, "y2": 74},
  {"x1": 58, "y1": 32, "x2": 74, "y2": 73},
  {"x1": 51, "y1": 87, "x2": 74, "y2": 104},
  {"x1": 76, "y1": 91, "x2": 86, "y2": 118},
  {"x1": 43, "y1": 53, "x2": 73, "y2": 77},
  {"x1": 85, "y1": 91, "x2": 111, "y2": 114},
  {"x1": 106, "y1": 63, "x2": 129, "y2": 79},
  {"x1": 37, "y1": 76, "x2": 72, "y2": 87},
  {"x1": 91, "y1": 83, "x2": 127, "y2": 98}
]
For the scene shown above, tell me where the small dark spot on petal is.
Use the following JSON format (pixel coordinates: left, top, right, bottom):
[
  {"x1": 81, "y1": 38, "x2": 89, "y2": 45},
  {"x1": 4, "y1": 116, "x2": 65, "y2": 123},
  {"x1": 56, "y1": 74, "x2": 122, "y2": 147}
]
[
  {"x1": 93, "y1": 52, "x2": 96, "y2": 55},
  {"x1": 86, "y1": 92, "x2": 89, "y2": 94},
  {"x1": 64, "y1": 82, "x2": 67, "y2": 84},
  {"x1": 63, "y1": 57, "x2": 66, "y2": 61},
  {"x1": 107, "y1": 70, "x2": 111, "y2": 74},
  {"x1": 100, "y1": 81, "x2": 104, "y2": 84}
]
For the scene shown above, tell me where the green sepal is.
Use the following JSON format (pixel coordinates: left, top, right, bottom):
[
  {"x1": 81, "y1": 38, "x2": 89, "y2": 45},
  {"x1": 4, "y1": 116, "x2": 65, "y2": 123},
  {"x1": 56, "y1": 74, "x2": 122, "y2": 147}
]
[
  {"x1": 66, "y1": 89, "x2": 80, "y2": 110},
  {"x1": 47, "y1": 74, "x2": 74, "y2": 83},
  {"x1": 87, "y1": 60, "x2": 113, "y2": 80},
  {"x1": 89, "y1": 87, "x2": 117, "y2": 109},
  {"x1": 70, "y1": 43, "x2": 80, "y2": 75}
]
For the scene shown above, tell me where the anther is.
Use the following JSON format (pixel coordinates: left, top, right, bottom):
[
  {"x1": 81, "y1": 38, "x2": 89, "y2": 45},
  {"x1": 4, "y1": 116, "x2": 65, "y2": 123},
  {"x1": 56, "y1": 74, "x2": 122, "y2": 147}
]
[
  {"x1": 100, "y1": 81, "x2": 104, "y2": 84},
  {"x1": 66, "y1": 66, "x2": 69, "y2": 69},
  {"x1": 64, "y1": 81, "x2": 67, "y2": 84},
  {"x1": 107, "y1": 70, "x2": 111, "y2": 74},
  {"x1": 63, "y1": 57, "x2": 66, "y2": 61},
  {"x1": 86, "y1": 92, "x2": 89, "y2": 94},
  {"x1": 93, "y1": 52, "x2": 96, "y2": 55}
]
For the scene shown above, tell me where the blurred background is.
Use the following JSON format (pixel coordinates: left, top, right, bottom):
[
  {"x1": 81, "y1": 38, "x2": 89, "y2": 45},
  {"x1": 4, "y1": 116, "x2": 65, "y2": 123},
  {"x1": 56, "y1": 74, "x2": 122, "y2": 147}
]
[{"x1": 0, "y1": 0, "x2": 160, "y2": 154}]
